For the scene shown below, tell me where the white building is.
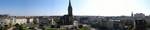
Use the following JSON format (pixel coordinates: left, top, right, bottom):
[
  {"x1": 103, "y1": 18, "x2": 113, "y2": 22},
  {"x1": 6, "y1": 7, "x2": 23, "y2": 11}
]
[
  {"x1": 134, "y1": 13, "x2": 145, "y2": 20},
  {"x1": 0, "y1": 16, "x2": 34, "y2": 25}
]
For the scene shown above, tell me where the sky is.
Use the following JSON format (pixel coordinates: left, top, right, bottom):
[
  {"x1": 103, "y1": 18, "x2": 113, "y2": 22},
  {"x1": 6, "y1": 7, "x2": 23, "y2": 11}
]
[{"x1": 0, "y1": 0, "x2": 150, "y2": 16}]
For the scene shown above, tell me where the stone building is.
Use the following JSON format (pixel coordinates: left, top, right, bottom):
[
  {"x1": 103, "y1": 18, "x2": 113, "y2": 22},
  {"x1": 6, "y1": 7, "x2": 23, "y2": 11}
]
[{"x1": 60, "y1": 0, "x2": 74, "y2": 25}]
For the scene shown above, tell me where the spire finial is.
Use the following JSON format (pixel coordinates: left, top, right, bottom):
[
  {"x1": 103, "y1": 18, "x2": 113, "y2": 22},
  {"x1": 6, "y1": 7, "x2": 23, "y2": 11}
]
[
  {"x1": 69, "y1": 0, "x2": 71, "y2": 6},
  {"x1": 131, "y1": 11, "x2": 134, "y2": 17},
  {"x1": 68, "y1": 0, "x2": 73, "y2": 16}
]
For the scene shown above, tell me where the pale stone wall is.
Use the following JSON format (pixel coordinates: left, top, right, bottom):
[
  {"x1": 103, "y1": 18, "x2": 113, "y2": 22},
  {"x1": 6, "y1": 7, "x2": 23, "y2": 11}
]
[
  {"x1": 0, "y1": 18, "x2": 34, "y2": 25},
  {"x1": 29, "y1": 18, "x2": 33, "y2": 23},
  {"x1": 15, "y1": 18, "x2": 27, "y2": 24},
  {"x1": 4, "y1": 19, "x2": 11, "y2": 25},
  {"x1": 0, "y1": 18, "x2": 6, "y2": 25}
]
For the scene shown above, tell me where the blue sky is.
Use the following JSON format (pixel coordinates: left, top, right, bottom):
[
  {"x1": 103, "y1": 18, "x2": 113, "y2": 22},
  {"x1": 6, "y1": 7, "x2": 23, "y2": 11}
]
[{"x1": 0, "y1": 0, "x2": 149, "y2": 16}]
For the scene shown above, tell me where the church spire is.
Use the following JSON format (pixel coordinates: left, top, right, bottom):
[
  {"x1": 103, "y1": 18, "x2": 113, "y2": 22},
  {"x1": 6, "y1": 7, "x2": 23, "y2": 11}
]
[
  {"x1": 131, "y1": 11, "x2": 134, "y2": 17},
  {"x1": 69, "y1": 0, "x2": 71, "y2": 6},
  {"x1": 68, "y1": 0, "x2": 73, "y2": 16}
]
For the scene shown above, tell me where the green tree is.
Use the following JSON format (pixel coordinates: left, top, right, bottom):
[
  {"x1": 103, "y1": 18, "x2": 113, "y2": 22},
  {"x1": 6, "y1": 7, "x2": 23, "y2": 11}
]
[
  {"x1": 80, "y1": 27, "x2": 90, "y2": 30},
  {"x1": 14, "y1": 24, "x2": 31, "y2": 30}
]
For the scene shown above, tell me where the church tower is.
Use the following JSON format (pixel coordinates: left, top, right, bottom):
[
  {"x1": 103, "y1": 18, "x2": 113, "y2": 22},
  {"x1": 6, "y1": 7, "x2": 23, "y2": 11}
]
[
  {"x1": 59, "y1": 0, "x2": 74, "y2": 25},
  {"x1": 68, "y1": 0, "x2": 73, "y2": 16},
  {"x1": 66, "y1": 0, "x2": 73, "y2": 25},
  {"x1": 131, "y1": 12, "x2": 134, "y2": 17}
]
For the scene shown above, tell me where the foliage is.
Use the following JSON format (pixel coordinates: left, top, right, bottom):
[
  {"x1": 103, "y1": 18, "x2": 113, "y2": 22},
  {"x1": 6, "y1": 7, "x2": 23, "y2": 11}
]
[
  {"x1": 79, "y1": 26, "x2": 90, "y2": 30},
  {"x1": 58, "y1": 28, "x2": 66, "y2": 30},
  {"x1": 15, "y1": 24, "x2": 31, "y2": 30},
  {"x1": 146, "y1": 24, "x2": 150, "y2": 28},
  {"x1": 45, "y1": 27, "x2": 57, "y2": 30}
]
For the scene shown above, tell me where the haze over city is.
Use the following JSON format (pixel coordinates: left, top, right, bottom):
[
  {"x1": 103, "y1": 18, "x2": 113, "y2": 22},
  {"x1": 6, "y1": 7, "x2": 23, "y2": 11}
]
[
  {"x1": 0, "y1": 0, "x2": 150, "y2": 30},
  {"x1": 0, "y1": 0, "x2": 150, "y2": 16}
]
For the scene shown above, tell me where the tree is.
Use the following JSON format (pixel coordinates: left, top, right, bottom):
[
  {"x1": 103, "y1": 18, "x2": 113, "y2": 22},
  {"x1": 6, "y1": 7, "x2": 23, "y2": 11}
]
[
  {"x1": 79, "y1": 26, "x2": 90, "y2": 30},
  {"x1": 14, "y1": 24, "x2": 31, "y2": 30}
]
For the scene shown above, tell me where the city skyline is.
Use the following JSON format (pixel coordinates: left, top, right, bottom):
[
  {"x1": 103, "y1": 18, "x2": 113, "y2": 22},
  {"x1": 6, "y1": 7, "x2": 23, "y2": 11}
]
[{"x1": 0, "y1": 0, "x2": 150, "y2": 16}]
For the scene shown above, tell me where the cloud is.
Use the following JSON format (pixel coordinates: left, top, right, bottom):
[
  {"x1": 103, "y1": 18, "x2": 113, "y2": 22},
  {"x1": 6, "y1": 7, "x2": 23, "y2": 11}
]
[{"x1": 74, "y1": 0, "x2": 150, "y2": 16}]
